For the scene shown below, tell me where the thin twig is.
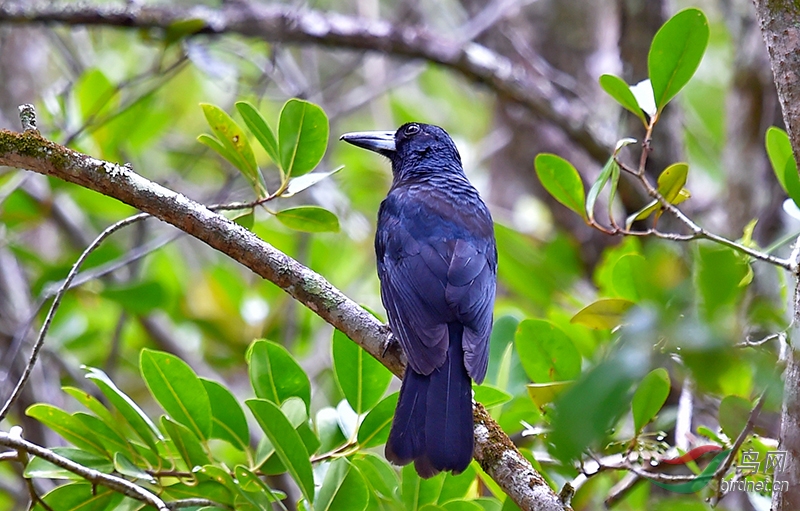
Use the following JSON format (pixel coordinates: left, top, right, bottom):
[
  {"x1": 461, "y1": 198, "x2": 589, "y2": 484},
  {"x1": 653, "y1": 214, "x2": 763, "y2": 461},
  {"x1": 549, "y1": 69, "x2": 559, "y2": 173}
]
[{"x1": 0, "y1": 213, "x2": 149, "y2": 422}]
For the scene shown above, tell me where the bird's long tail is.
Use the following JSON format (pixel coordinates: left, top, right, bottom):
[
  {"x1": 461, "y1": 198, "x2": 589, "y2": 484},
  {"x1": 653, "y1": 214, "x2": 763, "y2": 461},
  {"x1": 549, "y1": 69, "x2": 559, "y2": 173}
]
[{"x1": 385, "y1": 323, "x2": 473, "y2": 478}]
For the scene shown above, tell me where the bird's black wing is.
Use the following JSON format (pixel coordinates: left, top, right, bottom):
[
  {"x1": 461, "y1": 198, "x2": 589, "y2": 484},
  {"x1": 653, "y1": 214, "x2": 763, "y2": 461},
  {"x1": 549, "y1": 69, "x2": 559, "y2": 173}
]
[{"x1": 376, "y1": 190, "x2": 496, "y2": 380}]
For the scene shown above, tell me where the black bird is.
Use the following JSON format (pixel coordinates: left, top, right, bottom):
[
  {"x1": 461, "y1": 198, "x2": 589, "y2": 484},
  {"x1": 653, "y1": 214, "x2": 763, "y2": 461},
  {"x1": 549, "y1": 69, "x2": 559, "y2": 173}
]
[{"x1": 340, "y1": 123, "x2": 497, "y2": 478}]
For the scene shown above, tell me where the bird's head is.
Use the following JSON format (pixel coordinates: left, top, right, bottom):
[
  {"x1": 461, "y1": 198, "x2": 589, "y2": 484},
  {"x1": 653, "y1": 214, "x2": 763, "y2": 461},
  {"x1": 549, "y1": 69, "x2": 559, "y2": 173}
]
[{"x1": 340, "y1": 123, "x2": 463, "y2": 179}]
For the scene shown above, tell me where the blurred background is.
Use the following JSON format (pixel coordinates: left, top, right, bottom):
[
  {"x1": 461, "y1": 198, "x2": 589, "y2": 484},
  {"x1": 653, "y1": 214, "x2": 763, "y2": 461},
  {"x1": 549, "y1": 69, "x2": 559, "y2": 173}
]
[{"x1": 0, "y1": 0, "x2": 792, "y2": 509}]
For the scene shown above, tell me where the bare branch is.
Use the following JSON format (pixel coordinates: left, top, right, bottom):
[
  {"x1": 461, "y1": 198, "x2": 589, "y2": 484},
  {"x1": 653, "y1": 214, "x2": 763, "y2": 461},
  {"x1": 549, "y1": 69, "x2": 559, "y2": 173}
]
[
  {"x1": 0, "y1": 116, "x2": 566, "y2": 511},
  {"x1": 0, "y1": 2, "x2": 611, "y2": 163}
]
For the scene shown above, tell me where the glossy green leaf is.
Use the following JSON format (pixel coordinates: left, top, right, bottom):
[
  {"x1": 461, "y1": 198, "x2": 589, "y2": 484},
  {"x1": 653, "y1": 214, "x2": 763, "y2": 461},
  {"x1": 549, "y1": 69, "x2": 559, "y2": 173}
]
[
  {"x1": 333, "y1": 329, "x2": 393, "y2": 414},
  {"x1": 278, "y1": 98, "x2": 329, "y2": 177},
  {"x1": 515, "y1": 319, "x2": 581, "y2": 382},
  {"x1": 766, "y1": 126, "x2": 795, "y2": 194},
  {"x1": 163, "y1": 480, "x2": 234, "y2": 506},
  {"x1": 473, "y1": 383, "x2": 512, "y2": 408},
  {"x1": 534, "y1": 153, "x2": 586, "y2": 219},
  {"x1": 719, "y1": 395, "x2": 752, "y2": 439},
  {"x1": 140, "y1": 349, "x2": 212, "y2": 440},
  {"x1": 161, "y1": 416, "x2": 210, "y2": 470},
  {"x1": 283, "y1": 166, "x2": 344, "y2": 197},
  {"x1": 236, "y1": 101, "x2": 280, "y2": 166},
  {"x1": 570, "y1": 298, "x2": 635, "y2": 330},
  {"x1": 357, "y1": 392, "x2": 399, "y2": 448},
  {"x1": 316, "y1": 407, "x2": 347, "y2": 453},
  {"x1": 586, "y1": 155, "x2": 619, "y2": 223},
  {"x1": 200, "y1": 103, "x2": 266, "y2": 196},
  {"x1": 784, "y1": 157, "x2": 800, "y2": 209},
  {"x1": 402, "y1": 464, "x2": 446, "y2": 510},
  {"x1": 611, "y1": 253, "x2": 648, "y2": 302},
  {"x1": 31, "y1": 483, "x2": 116, "y2": 511},
  {"x1": 113, "y1": 452, "x2": 155, "y2": 483},
  {"x1": 351, "y1": 453, "x2": 400, "y2": 503},
  {"x1": 648, "y1": 8, "x2": 709, "y2": 110},
  {"x1": 632, "y1": 368, "x2": 671, "y2": 433},
  {"x1": 526, "y1": 381, "x2": 572, "y2": 408},
  {"x1": 276, "y1": 206, "x2": 340, "y2": 233},
  {"x1": 317, "y1": 458, "x2": 369, "y2": 511},
  {"x1": 599, "y1": 74, "x2": 647, "y2": 126},
  {"x1": 234, "y1": 465, "x2": 284, "y2": 503},
  {"x1": 246, "y1": 398, "x2": 314, "y2": 504},
  {"x1": 657, "y1": 163, "x2": 689, "y2": 203},
  {"x1": 201, "y1": 378, "x2": 249, "y2": 450},
  {"x1": 438, "y1": 464, "x2": 477, "y2": 503},
  {"x1": 442, "y1": 501, "x2": 484, "y2": 511},
  {"x1": 26, "y1": 404, "x2": 108, "y2": 456},
  {"x1": 25, "y1": 448, "x2": 113, "y2": 480},
  {"x1": 248, "y1": 339, "x2": 311, "y2": 410},
  {"x1": 73, "y1": 412, "x2": 132, "y2": 456}
]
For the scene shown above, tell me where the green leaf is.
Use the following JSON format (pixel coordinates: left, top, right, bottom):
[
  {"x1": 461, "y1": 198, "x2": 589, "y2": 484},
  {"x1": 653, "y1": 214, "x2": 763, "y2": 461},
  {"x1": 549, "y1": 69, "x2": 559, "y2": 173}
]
[
  {"x1": 161, "y1": 416, "x2": 210, "y2": 470},
  {"x1": 248, "y1": 339, "x2": 311, "y2": 410},
  {"x1": 113, "y1": 452, "x2": 155, "y2": 483},
  {"x1": 472, "y1": 383, "x2": 512, "y2": 408},
  {"x1": 719, "y1": 395, "x2": 752, "y2": 439},
  {"x1": 25, "y1": 448, "x2": 113, "y2": 480},
  {"x1": 586, "y1": 157, "x2": 614, "y2": 223},
  {"x1": 140, "y1": 349, "x2": 212, "y2": 440},
  {"x1": 631, "y1": 368, "x2": 671, "y2": 433},
  {"x1": 236, "y1": 101, "x2": 281, "y2": 167},
  {"x1": 438, "y1": 464, "x2": 477, "y2": 503},
  {"x1": 101, "y1": 280, "x2": 167, "y2": 314},
  {"x1": 784, "y1": 157, "x2": 800, "y2": 209},
  {"x1": 246, "y1": 398, "x2": 314, "y2": 504},
  {"x1": 234, "y1": 465, "x2": 284, "y2": 503},
  {"x1": 317, "y1": 458, "x2": 369, "y2": 511},
  {"x1": 31, "y1": 483, "x2": 116, "y2": 511},
  {"x1": 657, "y1": 163, "x2": 689, "y2": 203},
  {"x1": 351, "y1": 453, "x2": 400, "y2": 504},
  {"x1": 526, "y1": 381, "x2": 572, "y2": 408},
  {"x1": 73, "y1": 412, "x2": 133, "y2": 456},
  {"x1": 766, "y1": 126, "x2": 795, "y2": 194},
  {"x1": 317, "y1": 407, "x2": 347, "y2": 453},
  {"x1": 283, "y1": 166, "x2": 345, "y2": 197},
  {"x1": 442, "y1": 501, "x2": 485, "y2": 511},
  {"x1": 648, "y1": 8, "x2": 709, "y2": 111},
  {"x1": 278, "y1": 98, "x2": 329, "y2": 177},
  {"x1": 163, "y1": 480, "x2": 234, "y2": 506},
  {"x1": 26, "y1": 405, "x2": 108, "y2": 456},
  {"x1": 611, "y1": 253, "x2": 647, "y2": 302},
  {"x1": 200, "y1": 103, "x2": 266, "y2": 196},
  {"x1": 357, "y1": 392, "x2": 399, "y2": 448},
  {"x1": 402, "y1": 464, "x2": 445, "y2": 509},
  {"x1": 201, "y1": 378, "x2": 249, "y2": 450},
  {"x1": 276, "y1": 206, "x2": 340, "y2": 233},
  {"x1": 570, "y1": 298, "x2": 635, "y2": 330},
  {"x1": 332, "y1": 329, "x2": 393, "y2": 414},
  {"x1": 599, "y1": 74, "x2": 647, "y2": 126},
  {"x1": 534, "y1": 154, "x2": 586, "y2": 219},
  {"x1": 514, "y1": 319, "x2": 581, "y2": 383}
]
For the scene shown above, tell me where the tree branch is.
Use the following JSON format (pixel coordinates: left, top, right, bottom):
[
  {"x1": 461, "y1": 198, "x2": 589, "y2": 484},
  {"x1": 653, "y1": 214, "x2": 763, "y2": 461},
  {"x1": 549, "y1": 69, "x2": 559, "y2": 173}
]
[
  {"x1": 753, "y1": 2, "x2": 800, "y2": 508},
  {"x1": 0, "y1": 2, "x2": 611, "y2": 163},
  {"x1": 0, "y1": 120, "x2": 567, "y2": 510}
]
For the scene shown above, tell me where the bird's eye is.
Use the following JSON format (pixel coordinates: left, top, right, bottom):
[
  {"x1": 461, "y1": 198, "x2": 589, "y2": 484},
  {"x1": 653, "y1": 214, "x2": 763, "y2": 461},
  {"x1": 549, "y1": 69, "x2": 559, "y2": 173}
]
[{"x1": 404, "y1": 124, "x2": 420, "y2": 136}]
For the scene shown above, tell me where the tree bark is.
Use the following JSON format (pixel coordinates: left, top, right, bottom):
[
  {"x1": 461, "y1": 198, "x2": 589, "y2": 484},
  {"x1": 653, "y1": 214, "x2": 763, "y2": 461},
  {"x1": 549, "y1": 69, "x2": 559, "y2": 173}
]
[{"x1": 752, "y1": 1, "x2": 800, "y2": 509}]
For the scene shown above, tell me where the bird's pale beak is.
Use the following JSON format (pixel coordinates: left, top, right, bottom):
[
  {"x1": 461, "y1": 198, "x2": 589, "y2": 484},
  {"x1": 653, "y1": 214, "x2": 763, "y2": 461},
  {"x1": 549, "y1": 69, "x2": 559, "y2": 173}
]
[{"x1": 339, "y1": 130, "x2": 396, "y2": 154}]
